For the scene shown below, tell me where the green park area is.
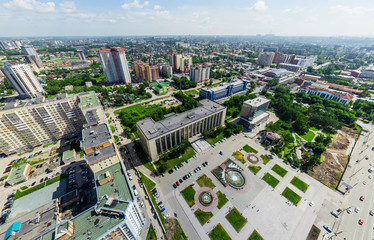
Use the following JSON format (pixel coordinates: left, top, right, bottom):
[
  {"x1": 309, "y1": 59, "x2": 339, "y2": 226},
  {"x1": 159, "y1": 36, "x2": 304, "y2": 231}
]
[
  {"x1": 243, "y1": 144, "x2": 258, "y2": 153},
  {"x1": 248, "y1": 165, "x2": 262, "y2": 175},
  {"x1": 197, "y1": 175, "x2": 216, "y2": 189},
  {"x1": 260, "y1": 155, "x2": 270, "y2": 165},
  {"x1": 181, "y1": 185, "x2": 196, "y2": 207},
  {"x1": 248, "y1": 230, "x2": 264, "y2": 240},
  {"x1": 146, "y1": 225, "x2": 157, "y2": 240},
  {"x1": 291, "y1": 177, "x2": 309, "y2": 193},
  {"x1": 217, "y1": 191, "x2": 229, "y2": 209},
  {"x1": 262, "y1": 173, "x2": 280, "y2": 188},
  {"x1": 225, "y1": 208, "x2": 247, "y2": 232},
  {"x1": 194, "y1": 209, "x2": 213, "y2": 225},
  {"x1": 232, "y1": 151, "x2": 245, "y2": 164},
  {"x1": 300, "y1": 130, "x2": 316, "y2": 142},
  {"x1": 209, "y1": 224, "x2": 232, "y2": 240},
  {"x1": 282, "y1": 187, "x2": 302, "y2": 205},
  {"x1": 271, "y1": 164, "x2": 288, "y2": 177}
]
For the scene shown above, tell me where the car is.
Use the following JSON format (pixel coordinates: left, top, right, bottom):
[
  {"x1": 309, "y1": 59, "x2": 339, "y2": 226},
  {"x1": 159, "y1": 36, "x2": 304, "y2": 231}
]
[
  {"x1": 31, "y1": 181, "x2": 36, "y2": 186},
  {"x1": 369, "y1": 175, "x2": 372, "y2": 179},
  {"x1": 330, "y1": 211, "x2": 339, "y2": 218},
  {"x1": 133, "y1": 189, "x2": 138, "y2": 196},
  {"x1": 168, "y1": 169, "x2": 174, "y2": 174},
  {"x1": 202, "y1": 162, "x2": 206, "y2": 167},
  {"x1": 139, "y1": 202, "x2": 145, "y2": 208},
  {"x1": 372, "y1": 147, "x2": 374, "y2": 151},
  {"x1": 360, "y1": 196, "x2": 365, "y2": 201},
  {"x1": 309, "y1": 201, "x2": 314, "y2": 207},
  {"x1": 359, "y1": 219, "x2": 364, "y2": 225},
  {"x1": 347, "y1": 208, "x2": 352, "y2": 214},
  {"x1": 183, "y1": 176, "x2": 187, "y2": 180},
  {"x1": 7, "y1": 193, "x2": 15, "y2": 199},
  {"x1": 151, "y1": 188, "x2": 157, "y2": 193},
  {"x1": 179, "y1": 179, "x2": 183, "y2": 183},
  {"x1": 370, "y1": 211, "x2": 374, "y2": 216},
  {"x1": 176, "y1": 181, "x2": 180, "y2": 186},
  {"x1": 40, "y1": 178, "x2": 44, "y2": 183},
  {"x1": 204, "y1": 161, "x2": 208, "y2": 165},
  {"x1": 323, "y1": 225, "x2": 332, "y2": 233},
  {"x1": 153, "y1": 193, "x2": 159, "y2": 198},
  {"x1": 173, "y1": 183, "x2": 177, "y2": 189},
  {"x1": 185, "y1": 160, "x2": 189, "y2": 164},
  {"x1": 219, "y1": 151, "x2": 223, "y2": 155},
  {"x1": 189, "y1": 171, "x2": 193, "y2": 176},
  {"x1": 355, "y1": 207, "x2": 360, "y2": 213},
  {"x1": 133, "y1": 185, "x2": 136, "y2": 190},
  {"x1": 369, "y1": 168, "x2": 373, "y2": 173},
  {"x1": 160, "y1": 208, "x2": 166, "y2": 213},
  {"x1": 163, "y1": 213, "x2": 170, "y2": 219},
  {"x1": 194, "y1": 169, "x2": 197, "y2": 173},
  {"x1": 159, "y1": 203, "x2": 164, "y2": 209}
]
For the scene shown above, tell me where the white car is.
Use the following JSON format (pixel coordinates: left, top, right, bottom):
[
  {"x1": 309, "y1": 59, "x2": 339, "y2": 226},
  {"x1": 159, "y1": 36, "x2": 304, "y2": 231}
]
[
  {"x1": 139, "y1": 202, "x2": 144, "y2": 208},
  {"x1": 309, "y1": 201, "x2": 314, "y2": 207},
  {"x1": 347, "y1": 208, "x2": 352, "y2": 214},
  {"x1": 355, "y1": 207, "x2": 360, "y2": 213},
  {"x1": 369, "y1": 168, "x2": 373, "y2": 173}
]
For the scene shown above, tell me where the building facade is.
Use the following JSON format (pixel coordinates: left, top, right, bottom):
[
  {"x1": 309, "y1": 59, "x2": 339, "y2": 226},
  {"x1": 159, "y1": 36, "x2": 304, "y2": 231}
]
[
  {"x1": 299, "y1": 86, "x2": 353, "y2": 105},
  {"x1": 258, "y1": 52, "x2": 275, "y2": 66},
  {"x1": 97, "y1": 48, "x2": 131, "y2": 83},
  {"x1": 77, "y1": 50, "x2": 87, "y2": 62},
  {"x1": 278, "y1": 63, "x2": 301, "y2": 72},
  {"x1": 199, "y1": 79, "x2": 248, "y2": 101},
  {"x1": 21, "y1": 46, "x2": 43, "y2": 68},
  {"x1": 190, "y1": 65, "x2": 210, "y2": 83},
  {"x1": 133, "y1": 61, "x2": 159, "y2": 81},
  {"x1": 239, "y1": 97, "x2": 270, "y2": 129},
  {"x1": 0, "y1": 91, "x2": 105, "y2": 155},
  {"x1": 1, "y1": 61, "x2": 44, "y2": 98},
  {"x1": 137, "y1": 99, "x2": 226, "y2": 161}
]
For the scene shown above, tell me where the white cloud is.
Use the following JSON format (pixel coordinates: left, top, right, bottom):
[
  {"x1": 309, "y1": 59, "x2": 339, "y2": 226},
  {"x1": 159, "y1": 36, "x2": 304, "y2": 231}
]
[
  {"x1": 154, "y1": 5, "x2": 161, "y2": 10},
  {"x1": 59, "y1": 1, "x2": 76, "y2": 13},
  {"x1": 122, "y1": 0, "x2": 149, "y2": 10},
  {"x1": 251, "y1": 0, "x2": 268, "y2": 11},
  {"x1": 330, "y1": 5, "x2": 368, "y2": 16},
  {"x1": 3, "y1": 0, "x2": 55, "y2": 13}
]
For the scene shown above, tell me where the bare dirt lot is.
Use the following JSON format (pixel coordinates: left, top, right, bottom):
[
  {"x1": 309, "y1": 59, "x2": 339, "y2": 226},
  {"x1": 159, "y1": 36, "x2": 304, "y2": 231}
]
[{"x1": 309, "y1": 127, "x2": 358, "y2": 188}]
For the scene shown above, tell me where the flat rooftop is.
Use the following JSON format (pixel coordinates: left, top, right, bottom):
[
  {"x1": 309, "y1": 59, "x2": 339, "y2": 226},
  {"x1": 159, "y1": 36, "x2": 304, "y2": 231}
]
[
  {"x1": 85, "y1": 143, "x2": 116, "y2": 164},
  {"x1": 62, "y1": 150, "x2": 75, "y2": 161},
  {"x1": 137, "y1": 99, "x2": 225, "y2": 140},
  {"x1": 200, "y1": 79, "x2": 246, "y2": 93},
  {"x1": 78, "y1": 91, "x2": 99, "y2": 110},
  {"x1": 243, "y1": 97, "x2": 270, "y2": 108},
  {"x1": 81, "y1": 124, "x2": 111, "y2": 150},
  {"x1": 7, "y1": 163, "x2": 28, "y2": 182},
  {"x1": 96, "y1": 162, "x2": 132, "y2": 203}
]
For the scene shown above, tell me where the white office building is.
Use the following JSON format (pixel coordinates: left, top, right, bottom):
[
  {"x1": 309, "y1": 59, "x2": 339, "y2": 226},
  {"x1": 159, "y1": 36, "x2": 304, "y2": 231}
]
[
  {"x1": 1, "y1": 61, "x2": 44, "y2": 98},
  {"x1": 21, "y1": 45, "x2": 43, "y2": 68}
]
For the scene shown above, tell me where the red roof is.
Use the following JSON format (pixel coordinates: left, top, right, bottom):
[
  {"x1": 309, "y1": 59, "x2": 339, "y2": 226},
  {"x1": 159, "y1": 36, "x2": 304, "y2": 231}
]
[{"x1": 6, "y1": 61, "x2": 19, "y2": 66}]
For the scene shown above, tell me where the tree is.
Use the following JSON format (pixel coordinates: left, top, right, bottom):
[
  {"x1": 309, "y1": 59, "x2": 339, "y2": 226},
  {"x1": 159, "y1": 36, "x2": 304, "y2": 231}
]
[{"x1": 224, "y1": 128, "x2": 234, "y2": 137}]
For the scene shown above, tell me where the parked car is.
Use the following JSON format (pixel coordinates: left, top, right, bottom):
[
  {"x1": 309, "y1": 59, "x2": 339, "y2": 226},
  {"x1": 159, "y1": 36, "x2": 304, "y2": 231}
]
[
  {"x1": 359, "y1": 219, "x2": 364, "y2": 225},
  {"x1": 323, "y1": 225, "x2": 332, "y2": 233},
  {"x1": 173, "y1": 183, "x2": 177, "y2": 189},
  {"x1": 176, "y1": 181, "x2": 180, "y2": 186}
]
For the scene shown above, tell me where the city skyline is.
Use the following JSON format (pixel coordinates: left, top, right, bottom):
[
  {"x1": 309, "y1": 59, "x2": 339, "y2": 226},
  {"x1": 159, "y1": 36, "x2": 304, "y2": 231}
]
[{"x1": 1, "y1": 0, "x2": 374, "y2": 37}]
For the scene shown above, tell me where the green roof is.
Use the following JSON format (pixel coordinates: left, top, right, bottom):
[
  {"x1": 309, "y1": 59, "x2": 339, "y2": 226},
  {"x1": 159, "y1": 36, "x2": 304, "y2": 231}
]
[
  {"x1": 78, "y1": 91, "x2": 99, "y2": 110},
  {"x1": 96, "y1": 163, "x2": 132, "y2": 203},
  {"x1": 62, "y1": 150, "x2": 75, "y2": 161},
  {"x1": 7, "y1": 164, "x2": 29, "y2": 182},
  {"x1": 70, "y1": 208, "x2": 124, "y2": 240}
]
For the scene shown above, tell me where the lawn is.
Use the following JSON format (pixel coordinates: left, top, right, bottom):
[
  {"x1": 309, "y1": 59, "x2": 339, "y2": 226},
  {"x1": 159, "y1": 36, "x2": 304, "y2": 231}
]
[
  {"x1": 271, "y1": 164, "x2": 288, "y2": 177},
  {"x1": 139, "y1": 171, "x2": 165, "y2": 226},
  {"x1": 209, "y1": 224, "x2": 232, "y2": 240},
  {"x1": 248, "y1": 230, "x2": 264, "y2": 240},
  {"x1": 196, "y1": 175, "x2": 216, "y2": 189},
  {"x1": 206, "y1": 132, "x2": 225, "y2": 145},
  {"x1": 248, "y1": 165, "x2": 262, "y2": 175},
  {"x1": 110, "y1": 125, "x2": 115, "y2": 133},
  {"x1": 225, "y1": 208, "x2": 247, "y2": 232},
  {"x1": 185, "y1": 89, "x2": 199, "y2": 95},
  {"x1": 154, "y1": 147, "x2": 194, "y2": 173},
  {"x1": 260, "y1": 155, "x2": 270, "y2": 165},
  {"x1": 194, "y1": 209, "x2": 213, "y2": 225},
  {"x1": 232, "y1": 151, "x2": 245, "y2": 164},
  {"x1": 300, "y1": 130, "x2": 315, "y2": 142},
  {"x1": 282, "y1": 187, "x2": 302, "y2": 206},
  {"x1": 146, "y1": 224, "x2": 157, "y2": 240},
  {"x1": 181, "y1": 185, "x2": 196, "y2": 207},
  {"x1": 262, "y1": 173, "x2": 280, "y2": 188},
  {"x1": 105, "y1": 113, "x2": 110, "y2": 117},
  {"x1": 113, "y1": 135, "x2": 119, "y2": 143},
  {"x1": 217, "y1": 191, "x2": 228, "y2": 209},
  {"x1": 243, "y1": 144, "x2": 258, "y2": 153},
  {"x1": 310, "y1": 127, "x2": 320, "y2": 131},
  {"x1": 134, "y1": 142, "x2": 158, "y2": 175},
  {"x1": 290, "y1": 176, "x2": 309, "y2": 193}
]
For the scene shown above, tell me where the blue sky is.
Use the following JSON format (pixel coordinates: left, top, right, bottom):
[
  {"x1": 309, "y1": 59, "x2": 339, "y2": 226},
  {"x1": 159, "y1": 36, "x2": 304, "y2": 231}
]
[{"x1": 1, "y1": 0, "x2": 374, "y2": 37}]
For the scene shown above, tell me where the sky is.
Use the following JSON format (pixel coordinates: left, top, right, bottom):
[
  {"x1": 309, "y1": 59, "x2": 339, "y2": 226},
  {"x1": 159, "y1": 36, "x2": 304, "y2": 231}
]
[{"x1": 1, "y1": 0, "x2": 374, "y2": 37}]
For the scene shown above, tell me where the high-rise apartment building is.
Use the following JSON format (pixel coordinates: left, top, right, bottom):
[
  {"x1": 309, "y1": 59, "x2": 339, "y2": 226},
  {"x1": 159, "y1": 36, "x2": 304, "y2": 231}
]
[
  {"x1": 1, "y1": 61, "x2": 44, "y2": 98},
  {"x1": 179, "y1": 56, "x2": 192, "y2": 73},
  {"x1": 97, "y1": 48, "x2": 131, "y2": 83},
  {"x1": 190, "y1": 65, "x2": 210, "y2": 83},
  {"x1": 160, "y1": 65, "x2": 173, "y2": 77},
  {"x1": 21, "y1": 45, "x2": 43, "y2": 68},
  {"x1": 0, "y1": 91, "x2": 105, "y2": 155},
  {"x1": 170, "y1": 53, "x2": 182, "y2": 72},
  {"x1": 77, "y1": 50, "x2": 87, "y2": 62},
  {"x1": 133, "y1": 61, "x2": 159, "y2": 81},
  {"x1": 258, "y1": 52, "x2": 275, "y2": 66}
]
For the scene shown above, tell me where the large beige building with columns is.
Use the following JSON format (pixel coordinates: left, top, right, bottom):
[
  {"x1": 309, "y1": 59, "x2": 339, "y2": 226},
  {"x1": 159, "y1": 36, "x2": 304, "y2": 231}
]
[{"x1": 137, "y1": 99, "x2": 226, "y2": 161}]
